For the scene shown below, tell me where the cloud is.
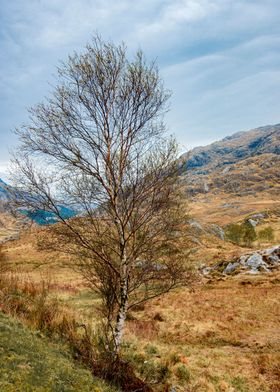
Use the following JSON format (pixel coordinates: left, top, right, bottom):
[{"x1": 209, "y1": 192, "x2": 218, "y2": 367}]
[
  {"x1": 0, "y1": 0, "x2": 280, "y2": 164},
  {"x1": 162, "y1": 27, "x2": 280, "y2": 145},
  {"x1": 136, "y1": 0, "x2": 219, "y2": 37},
  {"x1": 0, "y1": 162, "x2": 10, "y2": 182}
]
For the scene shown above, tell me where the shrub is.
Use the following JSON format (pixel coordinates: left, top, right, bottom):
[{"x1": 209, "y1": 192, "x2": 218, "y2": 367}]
[
  {"x1": 225, "y1": 222, "x2": 257, "y2": 247},
  {"x1": 168, "y1": 352, "x2": 181, "y2": 365},
  {"x1": 140, "y1": 360, "x2": 170, "y2": 383},
  {"x1": 258, "y1": 227, "x2": 274, "y2": 242},
  {"x1": 225, "y1": 224, "x2": 244, "y2": 245},
  {"x1": 175, "y1": 364, "x2": 191, "y2": 383},
  {"x1": 242, "y1": 222, "x2": 257, "y2": 247},
  {"x1": 145, "y1": 344, "x2": 158, "y2": 355}
]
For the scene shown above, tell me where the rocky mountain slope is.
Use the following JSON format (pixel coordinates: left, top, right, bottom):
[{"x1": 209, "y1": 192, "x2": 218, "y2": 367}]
[
  {"x1": 177, "y1": 124, "x2": 280, "y2": 268},
  {"x1": 179, "y1": 124, "x2": 280, "y2": 196}
]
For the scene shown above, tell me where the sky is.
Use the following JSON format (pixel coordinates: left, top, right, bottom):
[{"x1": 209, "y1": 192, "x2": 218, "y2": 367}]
[{"x1": 1, "y1": 0, "x2": 280, "y2": 179}]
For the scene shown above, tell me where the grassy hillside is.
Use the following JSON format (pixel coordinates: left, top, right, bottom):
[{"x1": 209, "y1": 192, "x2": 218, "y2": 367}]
[{"x1": 0, "y1": 311, "x2": 117, "y2": 392}]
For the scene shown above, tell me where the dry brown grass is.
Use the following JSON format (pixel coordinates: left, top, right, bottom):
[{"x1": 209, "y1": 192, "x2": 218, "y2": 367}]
[
  {"x1": 189, "y1": 192, "x2": 280, "y2": 227},
  {"x1": 1, "y1": 233, "x2": 280, "y2": 390},
  {"x1": 2, "y1": 236, "x2": 280, "y2": 391},
  {"x1": 122, "y1": 272, "x2": 280, "y2": 391},
  {"x1": 1, "y1": 192, "x2": 280, "y2": 391}
]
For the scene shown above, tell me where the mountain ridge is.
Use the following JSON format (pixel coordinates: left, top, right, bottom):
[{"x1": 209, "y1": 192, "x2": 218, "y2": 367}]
[
  {"x1": 179, "y1": 123, "x2": 280, "y2": 196},
  {"x1": 179, "y1": 123, "x2": 280, "y2": 173}
]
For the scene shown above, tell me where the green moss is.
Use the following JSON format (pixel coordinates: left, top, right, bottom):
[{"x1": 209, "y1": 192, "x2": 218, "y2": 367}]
[
  {"x1": 231, "y1": 376, "x2": 250, "y2": 392},
  {"x1": 145, "y1": 344, "x2": 158, "y2": 355},
  {"x1": 0, "y1": 312, "x2": 117, "y2": 392},
  {"x1": 175, "y1": 364, "x2": 191, "y2": 383}
]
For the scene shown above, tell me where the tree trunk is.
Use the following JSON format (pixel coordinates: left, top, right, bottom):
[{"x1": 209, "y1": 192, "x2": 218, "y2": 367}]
[
  {"x1": 114, "y1": 291, "x2": 128, "y2": 354},
  {"x1": 114, "y1": 257, "x2": 128, "y2": 354}
]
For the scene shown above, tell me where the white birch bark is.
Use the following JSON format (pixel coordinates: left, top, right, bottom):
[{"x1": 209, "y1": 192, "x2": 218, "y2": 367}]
[
  {"x1": 114, "y1": 252, "x2": 128, "y2": 354},
  {"x1": 114, "y1": 286, "x2": 128, "y2": 352}
]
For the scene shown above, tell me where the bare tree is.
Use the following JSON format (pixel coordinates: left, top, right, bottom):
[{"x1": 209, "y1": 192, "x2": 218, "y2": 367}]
[{"x1": 13, "y1": 36, "x2": 193, "y2": 356}]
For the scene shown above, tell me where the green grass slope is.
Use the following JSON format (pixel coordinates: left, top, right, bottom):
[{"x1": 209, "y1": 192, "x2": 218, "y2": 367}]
[{"x1": 0, "y1": 311, "x2": 117, "y2": 392}]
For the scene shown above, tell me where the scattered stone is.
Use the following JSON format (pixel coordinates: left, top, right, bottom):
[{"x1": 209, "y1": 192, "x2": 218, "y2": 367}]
[
  {"x1": 208, "y1": 224, "x2": 225, "y2": 240},
  {"x1": 188, "y1": 219, "x2": 204, "y2": 233},
  {"x1": 239, "y1": 255, "x2": 247, "y2": 266},
  {"x1": 267, "y1": 255, "x2": 279, "y2": 265},
  {"x1": 189, "y1": 236, "x2": 202, "y2": 246},
  {"x1": 201, "y1": 266, "x2": 213, "y2": 276},
  {"x1": 0, "y1": 232, "x2": 20, "y2": 244},
  {"x1": 223, "y1": 262, "x2": 239, "y2": 274},
  {"x1": 205, "y1": 245, "x2": 280, "y2": 276},
  {"x1": 250, "y1": 213, "x2": 267, "y2": 220},
  {"x1": 203, "y1": 182, "x2": 209, "y2": 192},
  {"x1": 245, "y1": 253, "x2": 267, "y2": 271},
  {"x1": 222, "y1": 166, "x2": 230, "y2": 174},
  {"x1": 247, "y1": 219, "x2": 258, "y2": 227},
  {"x1": 246, "y1": 213, "x2": 267, "y2": 227},
  {"x1": 221, "y1": 203, "x2": 235, "y2": 208}
]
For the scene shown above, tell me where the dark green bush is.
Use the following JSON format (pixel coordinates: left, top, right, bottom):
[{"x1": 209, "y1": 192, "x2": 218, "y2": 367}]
[{"x1": 258, "y1": 227, "x2": 274, "y2": 242}]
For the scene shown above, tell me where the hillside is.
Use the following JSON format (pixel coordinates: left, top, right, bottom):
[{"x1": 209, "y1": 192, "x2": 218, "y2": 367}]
[
  {"x1": 179, "y1": 124, "x2": 280, "y2": 196},
  {"x1": 180, "y1": 124, "x2": 280, "y2": 174},
  {"x1": 0, "y1": 312, "x2": 117, "y2": 392},
  {"x1": 175, "y1": 124, "x2": 280, "y2": 261}
]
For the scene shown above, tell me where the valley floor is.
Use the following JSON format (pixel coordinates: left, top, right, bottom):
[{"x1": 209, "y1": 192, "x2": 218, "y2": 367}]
[
  {"x1": 1, "y1": 193, "x2": 280, "y2": 391},
  {"x1": 1, "y1": 251, "x2": 280, "y2": 391}
]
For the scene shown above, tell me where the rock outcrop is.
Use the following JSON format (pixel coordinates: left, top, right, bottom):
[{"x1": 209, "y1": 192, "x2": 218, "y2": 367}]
[{"x1": 201, "y1": 245, "x2": 280, "y2": 276}]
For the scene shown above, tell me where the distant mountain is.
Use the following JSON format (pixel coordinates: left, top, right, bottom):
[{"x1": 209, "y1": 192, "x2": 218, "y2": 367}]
[
  {"x1": 180, "y1": 124, "x2": 280, "y2": 173},
  {"x1": 0, "y1": 179, "x2": 76, "y2": 225},
  {"x1": 19, "y1": 206, "x2": 76, "y2": 225},
  {"x1": 179, "y1": 124, "x2": 280, "y2": 196},
  {"x1": 0, "y1": 179, "x2": 13, "y2": 202}
]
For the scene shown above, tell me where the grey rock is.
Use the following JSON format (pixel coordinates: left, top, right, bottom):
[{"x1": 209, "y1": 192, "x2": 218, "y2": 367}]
[
  {"x1": 188, "y1": 219, "x2": 204, "y2": 233},
  {"x1": 263, "y1": 245, "x2": 279, "y2": 255},
  {"x1": 201, "y1": 266, "x2": 212, "y2": 275},
  {"x1": 222, "y1": 166, "x2": 231, "y2": 174},
  {"x1": 200, "y1": 245, "x2": 280, "y2": 278},
  {"x1": 248, "y1": 219, "x2": 258, "y2": 227},
  {"x1": 208, "y1": 224, "x2": 225, "y2": 240},
  {"x1": 267, "y1": 255, "x2": 280, "y2": 265},
  {"x1": 250, "y1": 213, "x2": 266, "y2": 220},
  {"x1": 223, "y1": 262, "x2": 239, "y2": 274},
  {"x1": 203, "y1": 182, "x2": 209, "y2": 192},
  {"x1": 0, "y1": 231, "x2": 20, "y2": 244},
  {"x1": 221, "y1": 203, "x2": 236, "y2": 208},
  {"x1": 189, "y1": 236, "x2": 202, "y2": 246},
  {"x1": 245, "y1": 253, "x2": 268, "y2": 271},
  {"x1": 239, "y1": 255, "x2": 248, "y2": 266}
]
